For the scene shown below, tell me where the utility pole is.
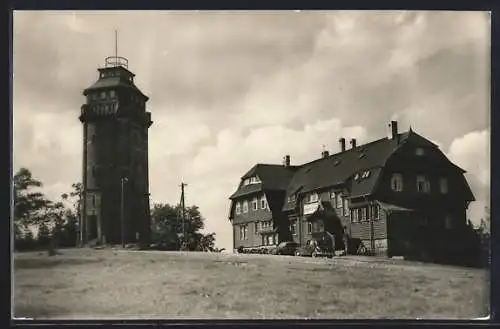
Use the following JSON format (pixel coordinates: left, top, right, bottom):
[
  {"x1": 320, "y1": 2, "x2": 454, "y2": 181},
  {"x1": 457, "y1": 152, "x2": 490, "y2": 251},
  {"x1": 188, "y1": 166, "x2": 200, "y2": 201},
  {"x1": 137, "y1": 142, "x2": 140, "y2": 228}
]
[{"x1": 180, "y1": 182, "x2": 188, "y2": 248}]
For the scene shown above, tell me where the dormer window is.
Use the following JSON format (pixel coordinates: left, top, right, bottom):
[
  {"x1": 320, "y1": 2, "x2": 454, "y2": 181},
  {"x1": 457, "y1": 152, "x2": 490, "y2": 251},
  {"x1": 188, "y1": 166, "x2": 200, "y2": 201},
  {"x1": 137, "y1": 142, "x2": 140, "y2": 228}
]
[
  {"x1": 362, "y1": 170, "x2": 370, "y2": 179},
  {"x1": 354, "y1": 173, "x2": 360, "y2": 180},
  {"x1": 416, "y1": 148, "x2": 425, "y2": 156},
  {"x1": 243, "y1": 176, "x2": 260, "y2": 186}
]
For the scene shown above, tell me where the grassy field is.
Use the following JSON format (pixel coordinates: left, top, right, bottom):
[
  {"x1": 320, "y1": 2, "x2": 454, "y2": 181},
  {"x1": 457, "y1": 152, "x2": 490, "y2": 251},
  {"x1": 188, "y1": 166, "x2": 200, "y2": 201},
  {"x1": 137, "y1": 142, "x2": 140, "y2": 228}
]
[{"x1": 13, "y1": 248, "x2": 489, "y2": 320}]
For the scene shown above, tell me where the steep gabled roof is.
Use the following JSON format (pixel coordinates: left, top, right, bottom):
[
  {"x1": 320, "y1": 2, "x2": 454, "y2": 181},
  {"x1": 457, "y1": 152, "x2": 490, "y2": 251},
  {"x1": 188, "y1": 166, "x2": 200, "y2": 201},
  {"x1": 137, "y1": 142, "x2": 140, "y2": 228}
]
[
  {"x1": 83, "y1": 77, "x2": 149, "y2": 100},
  {"x1": 229, "y1": 164, "x2": 296, "y2": 199},
  {"x1": 284, "y1": 132, "x2": 411, "y2": 201}
]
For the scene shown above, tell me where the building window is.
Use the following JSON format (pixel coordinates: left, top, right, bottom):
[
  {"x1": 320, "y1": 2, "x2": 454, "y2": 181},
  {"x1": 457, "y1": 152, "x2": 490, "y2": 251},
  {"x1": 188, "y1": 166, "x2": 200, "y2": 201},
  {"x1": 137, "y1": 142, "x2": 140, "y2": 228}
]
[
  {"x1": 307, "y1": 222, "x2": 312, "y2": 234},
  {"x1": 361, "y1": 207, "x2": 367, "y2": 221},
  {"x1": 361, "y1": 170, "x2": 371, "y2": 179},
  {"x1": 439, "y1": 178, "x2": 448, "y2": 194},
  {"x1": 235, "y1": 202, "x2": 241, "y2": 214},
  {"x1": 336, "y1": 193, "x2": 343, "y2": 208},
  {"x1": 260, "y1": 196, "x2": 267, "y2": 209},
  {"x1": 239, "y1": 225, "x2": 248, "y2": 240},
  {"x1": 343, "y1": 198, "x2": 349, "y2": 216},
  {"x1": 417, "y1": 175, "x2": 431, "y2": 193},
  {"x1": 110, "y1": 90, "x2": 116, "y2": 98},
  {"x1": 287, "y1": 195, "x2": 296, "y2": 203},
  {"x1": 352, "y1": 208, "x2": 359, "y2": 223},
  {"x1": 100, "y1": 91, "x2": 106, "y2": 99},
  {"x1": 243, "y1": 176, "x2": 260, "y2": 186},
  {"x1": 91, "y1": 195, "x2": 96, "y2": 207},
  {"x1": 243, "y1": 201, "x2": 249, "y2": 213},
  {"x1": 252, "y1": 197, "x2": 258, "y2": 211},
  {"x1": 91, "y1": 93, "x2": 98, "y2": 101},
  {"x1": 254, "y1": 221, "x2": 259, "y2": 234},
  {"x1": 416, "y1": 148, "x2": 425, "y2": 156},
  {"x1": 309, "y1": 193, "x2": 319, "y2": 203},
  {"x1": 391, "y1": 173, "x2": 403, "y2": 192},
  {"x1": 373, "y1": 205, "x2": 380, "y2": 220},
  {"x1": 290, "y1": 221, "x2": 297, "y2": 235},
  {"x1": 445, "y1": 215, "x2": 453, "y2": 229}
]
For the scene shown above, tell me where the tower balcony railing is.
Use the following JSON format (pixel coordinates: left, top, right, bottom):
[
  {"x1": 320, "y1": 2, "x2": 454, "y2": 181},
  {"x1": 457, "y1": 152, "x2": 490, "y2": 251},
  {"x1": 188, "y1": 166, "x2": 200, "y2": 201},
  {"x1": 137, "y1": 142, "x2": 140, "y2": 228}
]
[{"x1": 105, "y1": 56, "x2": 128, "y2": 69}]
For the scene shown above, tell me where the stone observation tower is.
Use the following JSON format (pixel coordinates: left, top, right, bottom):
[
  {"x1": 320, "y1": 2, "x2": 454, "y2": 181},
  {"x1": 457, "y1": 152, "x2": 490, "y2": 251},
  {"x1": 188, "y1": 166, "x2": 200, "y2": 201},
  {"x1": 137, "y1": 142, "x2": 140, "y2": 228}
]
[{"x1": 79, "y1": 33, "x2": 153, "y2": 247}]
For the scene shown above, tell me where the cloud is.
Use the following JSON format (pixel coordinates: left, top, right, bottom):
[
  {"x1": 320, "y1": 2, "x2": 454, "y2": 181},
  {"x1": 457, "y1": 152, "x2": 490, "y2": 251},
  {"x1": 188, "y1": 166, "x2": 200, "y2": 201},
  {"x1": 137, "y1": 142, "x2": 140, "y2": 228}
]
[
  {"x1": 447, "y1": 129, "x2": 490, "y2": 224},
  {"x1": 13, "y1": 11, "x2": 490, "y2": 250}
]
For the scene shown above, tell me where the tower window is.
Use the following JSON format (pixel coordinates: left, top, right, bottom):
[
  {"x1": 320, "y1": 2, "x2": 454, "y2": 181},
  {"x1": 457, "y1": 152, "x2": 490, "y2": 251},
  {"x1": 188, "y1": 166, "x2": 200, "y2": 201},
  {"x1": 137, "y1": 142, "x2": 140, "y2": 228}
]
[
  {"x1": 92, "y1": 195, "x2": 96, "y2": 206},
  {"x1": 91, "y1": 93, "x2": 97, "y2": 101},
  {"x1": 110, "y1": 90, "x2": 116, "y2": 98},
  {"x1": 100, "y1": 91, "x2": 106, "y2": 99}
]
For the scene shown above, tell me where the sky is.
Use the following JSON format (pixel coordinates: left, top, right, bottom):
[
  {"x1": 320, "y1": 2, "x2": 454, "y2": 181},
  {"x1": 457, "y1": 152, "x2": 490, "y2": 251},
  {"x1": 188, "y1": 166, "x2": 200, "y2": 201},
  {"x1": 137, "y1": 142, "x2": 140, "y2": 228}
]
[{"x1": 13, "y1": 11, "x2": 490, "y2": 251}]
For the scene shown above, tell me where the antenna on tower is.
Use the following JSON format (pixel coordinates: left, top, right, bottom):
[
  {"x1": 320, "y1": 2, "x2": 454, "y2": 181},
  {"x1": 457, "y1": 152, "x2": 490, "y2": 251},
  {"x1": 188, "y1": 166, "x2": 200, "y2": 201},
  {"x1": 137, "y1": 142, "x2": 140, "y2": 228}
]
[{"x1": 105, "y1": 29, "x2": 128, "y2": 69}]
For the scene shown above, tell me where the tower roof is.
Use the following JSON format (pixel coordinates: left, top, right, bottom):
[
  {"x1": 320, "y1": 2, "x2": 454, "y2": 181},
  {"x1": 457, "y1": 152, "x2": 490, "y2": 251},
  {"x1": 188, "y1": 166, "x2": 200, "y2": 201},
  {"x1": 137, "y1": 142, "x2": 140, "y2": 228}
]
[{"x1": 83, "y1": 65, "x2": 149, "y2": 101}]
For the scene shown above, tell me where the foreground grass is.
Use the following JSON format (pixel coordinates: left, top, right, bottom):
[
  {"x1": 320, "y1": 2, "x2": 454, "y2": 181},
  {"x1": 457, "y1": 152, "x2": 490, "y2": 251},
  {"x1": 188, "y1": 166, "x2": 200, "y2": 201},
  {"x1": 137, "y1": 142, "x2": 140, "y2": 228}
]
[{"x1": 13, "y1": 248, "x2": 489, "y2": 319}]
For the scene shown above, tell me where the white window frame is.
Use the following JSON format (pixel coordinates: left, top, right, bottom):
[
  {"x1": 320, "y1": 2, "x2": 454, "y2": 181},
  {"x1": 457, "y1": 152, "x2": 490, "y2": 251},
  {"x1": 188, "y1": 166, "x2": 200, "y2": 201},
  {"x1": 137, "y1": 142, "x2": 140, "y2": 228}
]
[
  {"x1": 343, "y1": 198, "x2": 349, "y2": 216},
  {"x1": 260, "y1": 196, "x2": 267, "y2": 209},
  {"x1": 336, "y1": 193, "x2": 343, "y2": 209},
  {"x1": 309, "y1": 193, "x2": 319, "y2": 203},
  {"x1": 391, "y1": 173, "x2": 403, "y2": 192},
  {"x1": 243, "y1": 200, "x2": 249, "y2": 213},
  {"x1": 252, "y1": 197, "x2": 258, "y2": 211},
  {"x1": 439, "y1": 178, "x2": 448, "y2": 194},
  {"x1": 290, "y1": 222, "x2": 297, "y2": 235},
  {"x1": 235, "y1": 202, "x2": 241, "y2": 215},
  {"x1": 361, "y1": 207, "x2": 367, "y2": 221},
  {"x1": 307, "y1": 222, "x2": 312, "y2": 234},
  {"x1": 352, "y1": 208, "x2": 359, "y2": 223},
  {"x1": 362, "y1": 170, "x2": 370, "y2": 179},
  {"x1": 373, "y1": 204, "x2": 380, "y2": 220},
  {"x1": 417, "y1": 175, "x2": 431, "y2": 193},
  {"x1": 239, "y1": 225, "x2": 248, "y2": 240},
  {"x1": 288, "y1": 195, "x2": 296, "y2": 203}
]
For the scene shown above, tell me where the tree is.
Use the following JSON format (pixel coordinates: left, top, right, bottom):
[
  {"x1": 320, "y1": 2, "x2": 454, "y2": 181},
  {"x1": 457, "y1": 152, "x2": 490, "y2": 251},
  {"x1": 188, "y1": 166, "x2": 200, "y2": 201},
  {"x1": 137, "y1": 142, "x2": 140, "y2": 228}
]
[
  {"x1": 14, "y1": 168, "x2": 50, "y2": 226},
  {"x1": 151, "y1": 203, "x2": 216, "y2": 251}
]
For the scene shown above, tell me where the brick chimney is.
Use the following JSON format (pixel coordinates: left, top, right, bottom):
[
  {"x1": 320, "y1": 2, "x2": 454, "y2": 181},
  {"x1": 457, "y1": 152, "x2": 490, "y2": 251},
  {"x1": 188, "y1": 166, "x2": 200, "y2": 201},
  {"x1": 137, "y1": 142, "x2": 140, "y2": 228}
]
[
  {"x1": 321, "y1": 150, "x2": 329, "y2": 158},
  {"x1": 339, "y1": 138, "x2": 346, "y2": 152},
  {"x1": 283, "y1": 155, "x2": 291, "y2": 167},
  {"x1": 350, "y1": 138, "x2": 357, "y2": 149},
  {"x1": 389, "y1": 120, "x2": 399, "y2": 141}
]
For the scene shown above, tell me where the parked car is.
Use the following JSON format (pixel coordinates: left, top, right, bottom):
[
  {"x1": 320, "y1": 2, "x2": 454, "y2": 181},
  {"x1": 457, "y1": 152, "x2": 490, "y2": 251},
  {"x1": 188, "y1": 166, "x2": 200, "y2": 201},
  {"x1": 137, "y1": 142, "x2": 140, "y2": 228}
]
[
  {"x1": 276, "y1": 241, "x2": 300, "y2": 255},
  {"x1": 295, "y1": 239, "x2": 333, "y2": 258}
]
